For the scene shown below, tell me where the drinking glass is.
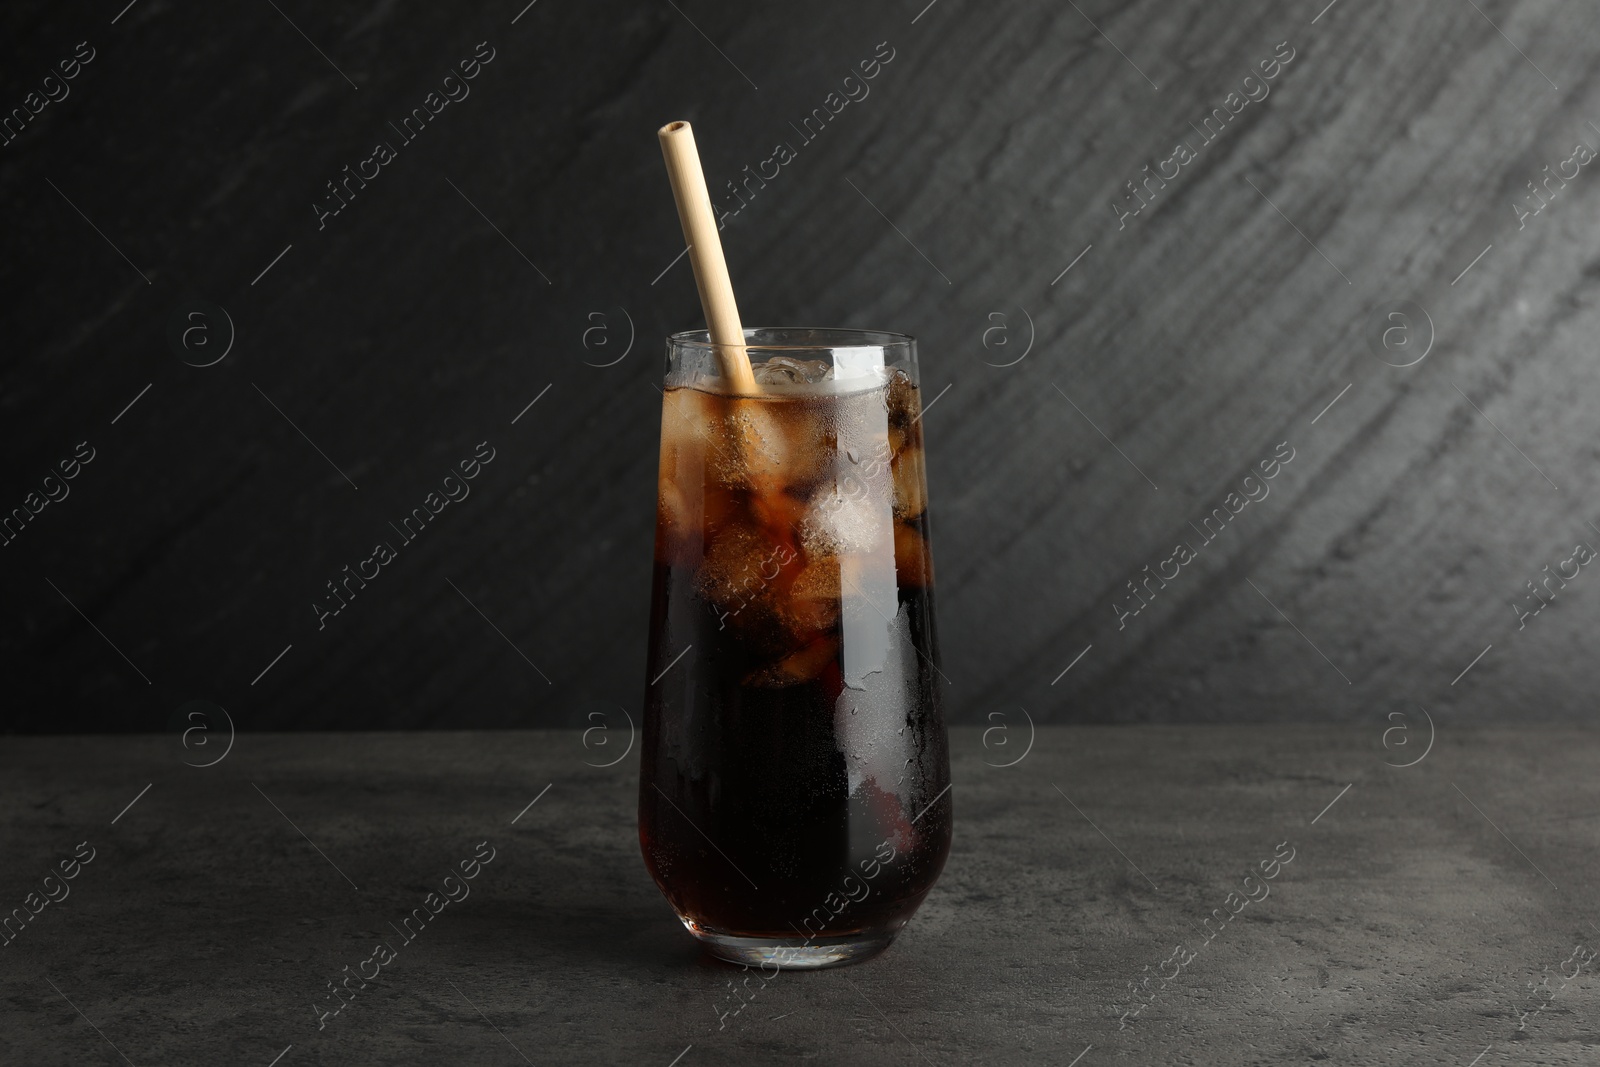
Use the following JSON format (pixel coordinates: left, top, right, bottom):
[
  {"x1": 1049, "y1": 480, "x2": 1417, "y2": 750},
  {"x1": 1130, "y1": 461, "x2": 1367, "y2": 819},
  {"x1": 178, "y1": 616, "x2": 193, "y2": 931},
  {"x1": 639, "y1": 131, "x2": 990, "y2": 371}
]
[{"x1": 638, "y1": 327, "x2": 952, "y2": 969}]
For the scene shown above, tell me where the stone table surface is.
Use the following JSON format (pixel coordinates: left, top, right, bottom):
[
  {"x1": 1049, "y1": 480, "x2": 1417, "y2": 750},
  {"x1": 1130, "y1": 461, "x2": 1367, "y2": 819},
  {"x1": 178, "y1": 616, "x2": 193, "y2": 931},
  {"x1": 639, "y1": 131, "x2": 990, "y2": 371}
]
[{"x1": 1, "y1": 726, "x2": 1596, "y2": 1066}]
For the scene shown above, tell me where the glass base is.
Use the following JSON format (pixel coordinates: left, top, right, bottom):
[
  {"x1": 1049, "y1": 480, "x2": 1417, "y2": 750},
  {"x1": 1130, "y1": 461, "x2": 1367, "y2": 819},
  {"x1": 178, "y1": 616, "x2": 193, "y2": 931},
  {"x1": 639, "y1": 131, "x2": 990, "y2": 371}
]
[{"x1": 683, "y1": 919, "x2": 899, "y2": 970}]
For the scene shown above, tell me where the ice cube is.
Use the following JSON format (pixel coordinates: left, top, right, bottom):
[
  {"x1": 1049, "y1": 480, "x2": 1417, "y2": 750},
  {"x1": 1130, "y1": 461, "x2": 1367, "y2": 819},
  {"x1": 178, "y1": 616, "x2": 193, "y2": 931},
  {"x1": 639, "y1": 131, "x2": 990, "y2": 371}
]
[
  {"x1": 657, "y1": 474, "x2": 743, "y2": 567},
  {"x1": 801, "y1": 482, "x2": 889, "y2": 556},
  {"x1": 709, "y1": 399, "x2": 824, "y2": 490},
  {"x1": 658, "y1": 387, "x2": 717, "y2": 475},
  {"x1": 694, "y1": 522, "x2": 797, "y2": 643},
  {"x1": 891, "y1": 445, "x2": 927, "y2": 520},
  {"x1": 656, "y1": 480, "x2": 697, "y2": 566},
  {"x1": 893, "y1": 522, "x2": 932, "y2": 588},
  {"x1": 696, "y1": 523, "x2": 775, "y2": 609},
  {"x1": 884, "y1": 367, "x2": 920, "y2": 428},
  {"x1": 701, "y1": 484, "x2": 742, "y2": 536},
  {"x1": 889, "y1": 409, "x2": 923, "y2": 461},
  {"x1": 749, "y1": 482, "x2": 808, "y2": 539},
  {"x1": 751, "y1": 356, "x2": 833, "y2": 386},
  {"x1": 778, "y1": 555, "x2": 842, "y2": 638}
]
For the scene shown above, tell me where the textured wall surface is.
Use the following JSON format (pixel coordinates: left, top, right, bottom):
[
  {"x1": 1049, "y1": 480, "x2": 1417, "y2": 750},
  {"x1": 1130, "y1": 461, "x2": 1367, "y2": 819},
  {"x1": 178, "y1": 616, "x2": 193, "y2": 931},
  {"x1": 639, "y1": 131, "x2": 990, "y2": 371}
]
[{"x1": 3, "y1": 0, "x2": 1599, "y2": 730}]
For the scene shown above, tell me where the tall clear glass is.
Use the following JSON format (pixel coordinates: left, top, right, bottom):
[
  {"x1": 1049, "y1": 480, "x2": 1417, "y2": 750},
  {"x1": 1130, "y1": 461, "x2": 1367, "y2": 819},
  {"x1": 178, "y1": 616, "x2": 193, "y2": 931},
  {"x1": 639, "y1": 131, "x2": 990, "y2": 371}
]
[{"x1": 638, "y1": 327, "x2": 952, "y2": 969}]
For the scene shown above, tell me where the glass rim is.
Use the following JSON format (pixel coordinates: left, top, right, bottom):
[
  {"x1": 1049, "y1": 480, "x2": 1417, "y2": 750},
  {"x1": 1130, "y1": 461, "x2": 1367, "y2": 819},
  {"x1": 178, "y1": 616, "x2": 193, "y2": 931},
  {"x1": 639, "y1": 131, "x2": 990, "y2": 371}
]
[{"x1": 667, "y1": 326, "x2": 915, "y2": 353}]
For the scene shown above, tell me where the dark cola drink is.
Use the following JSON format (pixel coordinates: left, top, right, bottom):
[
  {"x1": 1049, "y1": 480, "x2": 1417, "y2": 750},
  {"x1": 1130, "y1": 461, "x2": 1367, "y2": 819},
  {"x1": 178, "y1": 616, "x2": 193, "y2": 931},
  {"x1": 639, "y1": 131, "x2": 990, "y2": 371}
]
[{"x1": 639, "y1": 329, "x2": 951, "y2": 970}]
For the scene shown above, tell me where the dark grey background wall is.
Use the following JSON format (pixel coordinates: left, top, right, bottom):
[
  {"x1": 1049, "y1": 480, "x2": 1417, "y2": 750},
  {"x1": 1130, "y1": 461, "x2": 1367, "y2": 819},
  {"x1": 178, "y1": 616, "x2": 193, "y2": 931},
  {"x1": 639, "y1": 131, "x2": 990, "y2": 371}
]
[{"x1": 3, "y1": 0, "x2": 1597, "y2": 732}]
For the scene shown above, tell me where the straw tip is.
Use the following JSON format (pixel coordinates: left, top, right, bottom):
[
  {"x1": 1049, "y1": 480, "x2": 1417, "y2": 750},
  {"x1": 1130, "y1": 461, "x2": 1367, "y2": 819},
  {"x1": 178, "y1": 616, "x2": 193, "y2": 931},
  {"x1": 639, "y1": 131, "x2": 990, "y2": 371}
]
[{"x1": 659, "y1": 120, "x2": 691, "y2": 137}]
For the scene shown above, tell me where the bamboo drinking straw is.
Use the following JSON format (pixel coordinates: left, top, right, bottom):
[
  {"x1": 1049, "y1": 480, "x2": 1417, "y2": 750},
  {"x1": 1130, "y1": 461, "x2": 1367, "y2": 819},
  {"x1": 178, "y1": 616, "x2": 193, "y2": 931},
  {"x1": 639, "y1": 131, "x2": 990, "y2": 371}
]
[{"x1": 657, "y1": 121, "x2": 758, "y2": 394}]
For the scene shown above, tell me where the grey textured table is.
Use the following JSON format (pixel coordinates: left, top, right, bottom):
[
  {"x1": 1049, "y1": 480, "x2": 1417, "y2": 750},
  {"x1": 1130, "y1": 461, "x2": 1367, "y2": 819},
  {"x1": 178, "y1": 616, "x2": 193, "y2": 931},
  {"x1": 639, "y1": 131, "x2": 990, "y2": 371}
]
[{"x1": 2, "y1": 726, "x2": 1596, "y2": 1066}]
